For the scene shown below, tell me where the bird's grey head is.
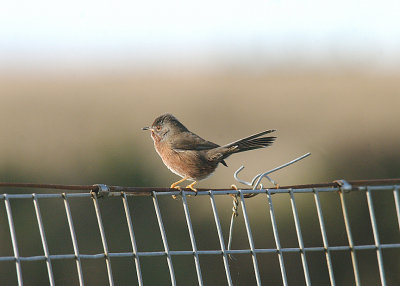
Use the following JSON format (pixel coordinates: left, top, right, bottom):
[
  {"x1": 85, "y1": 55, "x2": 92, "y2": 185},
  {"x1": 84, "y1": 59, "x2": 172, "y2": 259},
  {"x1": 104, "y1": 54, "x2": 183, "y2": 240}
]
[{"x1": 142, "y1": 113, "x2": 188, "y2": 141}]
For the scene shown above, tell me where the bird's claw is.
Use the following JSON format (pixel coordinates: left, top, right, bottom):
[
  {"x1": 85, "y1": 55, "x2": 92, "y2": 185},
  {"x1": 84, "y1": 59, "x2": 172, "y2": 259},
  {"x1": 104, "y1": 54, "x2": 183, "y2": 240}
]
[
  {"x1": 170, "y1": 185, "x2": 181, "y2": 200},
  {"x1": 185, "y1": 182, "x2": 198, "y2": 196},
  {"x1": 185, "y1": 185, "x2": 198, "y2": 196}
]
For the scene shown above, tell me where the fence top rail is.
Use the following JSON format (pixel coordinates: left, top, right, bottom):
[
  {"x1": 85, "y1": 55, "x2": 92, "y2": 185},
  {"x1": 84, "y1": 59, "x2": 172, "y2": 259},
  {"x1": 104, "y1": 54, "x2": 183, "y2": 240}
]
[{"x1": 0, "y1": 179, "x2": 399, "y2": 197}]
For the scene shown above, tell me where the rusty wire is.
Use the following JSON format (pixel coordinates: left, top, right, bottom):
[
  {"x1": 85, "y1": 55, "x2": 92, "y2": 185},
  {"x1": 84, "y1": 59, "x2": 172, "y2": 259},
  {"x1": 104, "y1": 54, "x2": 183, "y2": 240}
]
[{"x1": 1, "y1": 179, "x2": 400, "y2": 195}]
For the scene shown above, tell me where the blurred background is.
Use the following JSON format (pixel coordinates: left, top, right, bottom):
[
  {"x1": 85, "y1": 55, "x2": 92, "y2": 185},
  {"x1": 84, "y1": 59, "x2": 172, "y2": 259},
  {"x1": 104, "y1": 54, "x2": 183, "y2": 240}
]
[{"x1": 1, "y1": 0, "x2": 399, "y2": 285}]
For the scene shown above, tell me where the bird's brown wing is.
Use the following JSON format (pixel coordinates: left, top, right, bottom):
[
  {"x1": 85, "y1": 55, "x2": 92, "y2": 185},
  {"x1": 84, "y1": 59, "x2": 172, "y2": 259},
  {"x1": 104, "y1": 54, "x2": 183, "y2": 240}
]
[
  {"x1": 170, "y1": 132, "x2": 228, "y2": 166},
  {"x1": 170, "y1": 132, "x2": 219, "y2": 151}
]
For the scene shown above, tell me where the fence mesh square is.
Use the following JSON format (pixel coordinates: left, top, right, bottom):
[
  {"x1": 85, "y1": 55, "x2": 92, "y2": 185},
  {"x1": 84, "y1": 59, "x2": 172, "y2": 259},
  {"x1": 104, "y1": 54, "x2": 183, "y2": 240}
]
[{"x1": 0, "y1": 183, "x2": 399, "y2": 285}]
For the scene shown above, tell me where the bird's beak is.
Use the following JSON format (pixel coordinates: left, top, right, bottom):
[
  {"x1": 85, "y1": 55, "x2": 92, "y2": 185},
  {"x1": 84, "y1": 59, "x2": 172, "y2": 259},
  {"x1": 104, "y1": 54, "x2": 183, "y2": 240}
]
[{"x1": 142, "y1": 126, "x2": 152, "y2": 131}]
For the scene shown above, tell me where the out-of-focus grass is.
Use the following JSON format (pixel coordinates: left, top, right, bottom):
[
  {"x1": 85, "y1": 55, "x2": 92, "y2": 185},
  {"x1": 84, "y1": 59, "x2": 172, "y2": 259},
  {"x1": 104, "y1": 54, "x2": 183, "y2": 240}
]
[
  {"x1": 0, "y1": 69, "x2": 399, "y2": 285},
  {"x1": 1, "y1": 70, "x2": 399, "y2": 186}
]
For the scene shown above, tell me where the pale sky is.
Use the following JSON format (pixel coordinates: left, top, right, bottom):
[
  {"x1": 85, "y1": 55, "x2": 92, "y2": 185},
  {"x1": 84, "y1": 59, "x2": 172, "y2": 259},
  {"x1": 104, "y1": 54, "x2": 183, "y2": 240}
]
[{"x1": 1, "y1": 0, "x2": 400, "y2": 70}]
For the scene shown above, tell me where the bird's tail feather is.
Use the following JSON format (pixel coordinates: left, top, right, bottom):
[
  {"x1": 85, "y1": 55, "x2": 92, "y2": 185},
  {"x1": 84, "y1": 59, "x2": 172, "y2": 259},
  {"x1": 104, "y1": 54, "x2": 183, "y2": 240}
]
[
  {"x1": 224, "y1": 129, "x2": 276, "y2": 154},
  {"x1": 208, "y1": 130, "x2": 276, "y2": 162}
]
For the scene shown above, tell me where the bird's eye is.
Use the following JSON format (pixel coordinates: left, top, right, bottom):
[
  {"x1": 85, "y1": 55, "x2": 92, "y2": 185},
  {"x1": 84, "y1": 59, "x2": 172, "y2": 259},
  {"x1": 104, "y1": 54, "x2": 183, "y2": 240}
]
[{"x1": 156, "y1": 125, "x2": 162, "y2": 131}]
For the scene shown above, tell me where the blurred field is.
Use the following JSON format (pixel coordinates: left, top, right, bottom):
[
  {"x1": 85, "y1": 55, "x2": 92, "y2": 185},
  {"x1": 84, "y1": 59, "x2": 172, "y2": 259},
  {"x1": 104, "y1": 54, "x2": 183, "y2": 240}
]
[
  {"x1": 1, "y1": 69, "x2": 400, "y2": 285},
  {"x1": 1, "y1": 70, "x2": 399, "y2": 186}
]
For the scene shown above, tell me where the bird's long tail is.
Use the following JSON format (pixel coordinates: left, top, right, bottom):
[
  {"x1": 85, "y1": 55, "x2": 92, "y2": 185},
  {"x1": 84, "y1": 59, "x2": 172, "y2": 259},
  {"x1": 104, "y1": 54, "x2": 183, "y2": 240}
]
[
  {"x1": 208, "y1": 130, "x2": 276, "y2": 162},
  {"x1": 224, "y1": 129, "x2": 276, "y2": 153}
]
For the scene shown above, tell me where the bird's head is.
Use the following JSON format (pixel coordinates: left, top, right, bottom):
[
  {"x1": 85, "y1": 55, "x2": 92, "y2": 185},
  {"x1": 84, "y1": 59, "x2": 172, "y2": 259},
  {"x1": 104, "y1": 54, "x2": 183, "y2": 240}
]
[{"x1": 142, "y1": 113, "x2": 188, "y2": 142}]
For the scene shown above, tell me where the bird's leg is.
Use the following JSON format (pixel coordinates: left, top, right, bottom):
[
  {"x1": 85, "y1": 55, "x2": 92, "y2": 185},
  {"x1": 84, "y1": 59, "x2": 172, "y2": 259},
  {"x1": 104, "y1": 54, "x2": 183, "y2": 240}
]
[
  {"x1": 185, "y1": 181, "x2": 198, "y2": 195},
  {"x1": 170, "y1": 176, "x2": 188, "y2": 190},
  {"x1": 170, "y1": 177, "x2": 188, "y2": 199}
]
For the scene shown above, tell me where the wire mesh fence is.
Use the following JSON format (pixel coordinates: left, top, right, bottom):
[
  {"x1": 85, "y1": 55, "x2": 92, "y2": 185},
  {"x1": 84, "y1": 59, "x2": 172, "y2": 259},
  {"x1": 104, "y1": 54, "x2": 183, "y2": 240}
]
[{"x1": 0, "y1": 181, "x2": 400, "y2": 286}]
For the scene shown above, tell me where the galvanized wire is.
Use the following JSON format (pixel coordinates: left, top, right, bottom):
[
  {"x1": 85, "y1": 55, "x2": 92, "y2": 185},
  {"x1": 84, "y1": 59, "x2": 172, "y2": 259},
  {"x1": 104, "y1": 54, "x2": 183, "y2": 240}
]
[
  {"x1": 32, "y1": 194, "x2": 55, "y2": 286},
  {"x1": 62, "y1": 193, "x2": 85, "y2": 286},
  {"x1": 152, "y1": 192, "x2": 176, "y2": 286},
  {"x1": 393, "y1": 187, "x2": 400, "y2": 232},
  {"x1": 181, "y1": 192, "x2": 204, "y2": 286},
  {"x1": 266, "y1": 190, "x2": 289, "y2": 286},
  {"x1": 4, "y1": 194, "x2": 23, "y2": 286},
  {"x1": 238, "y1": 192, "x2": 262, "y2": 285},
  {"x1": 313, "y1": 190, "x2": 336, "y2": 286},
  {"x1": 209, "y1": 192, "x2": 234, "y2": 286},
  {"x1": 288, "y1": 190, "x2": 311, "y2": 286},
  {"x1": 121, "y1": 193, "x2": 144, "y2": 286},
  {"x1": 366, "y1": 188, "x2": 386, "y2": 286},
  {"x1": 339, "y1": 189, "x2": 362, "y2": 286},
  {"x1": 92, "y1": 192, "x2": 114, "y2": 286},
  {"x1": 1, "y1": 182, "x2": 399, "y2": 286}
]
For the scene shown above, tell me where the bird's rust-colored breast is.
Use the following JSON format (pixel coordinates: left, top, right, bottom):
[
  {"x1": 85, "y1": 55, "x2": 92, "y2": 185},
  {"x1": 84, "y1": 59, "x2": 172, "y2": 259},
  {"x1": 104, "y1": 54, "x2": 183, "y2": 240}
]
[{"x1": 153, "y1": 140, "x2": 218, "y2": 181}]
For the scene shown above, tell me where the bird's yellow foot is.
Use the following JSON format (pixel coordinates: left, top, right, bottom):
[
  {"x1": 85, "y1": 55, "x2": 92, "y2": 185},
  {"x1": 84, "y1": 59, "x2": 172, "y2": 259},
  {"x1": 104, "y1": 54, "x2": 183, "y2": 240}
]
[
  {"x1": 185, "y1": 181, "x2": 198, "y2": 195},
  {"x1": 171, "y1": 185, "x2": 181, "y2": 191},
  {"x1": 170, "y1": 177, "x2": 188, "y2": 189},
  {"x1": 170, "y1": 184, "x2": 181, "y2": 200},
  {"x1": 170, "y1": 177, "x2": 188, "y2": 199}
]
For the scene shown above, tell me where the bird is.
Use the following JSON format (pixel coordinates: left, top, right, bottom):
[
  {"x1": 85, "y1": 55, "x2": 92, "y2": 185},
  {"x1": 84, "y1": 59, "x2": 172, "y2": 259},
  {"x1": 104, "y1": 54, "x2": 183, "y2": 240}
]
[{"x1": 142, "y1": 113, "x2": 276, "y2": 192}]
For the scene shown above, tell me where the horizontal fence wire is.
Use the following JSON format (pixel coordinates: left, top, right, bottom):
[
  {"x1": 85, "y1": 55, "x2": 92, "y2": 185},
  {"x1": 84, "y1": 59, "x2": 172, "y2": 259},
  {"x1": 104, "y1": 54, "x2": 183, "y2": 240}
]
[
  {"x1": 1, "y1": 178, "x2": 400, "y2": 194},
  {"x1": 0, "y1": 181, "x2": 399, "y2": 286}
]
